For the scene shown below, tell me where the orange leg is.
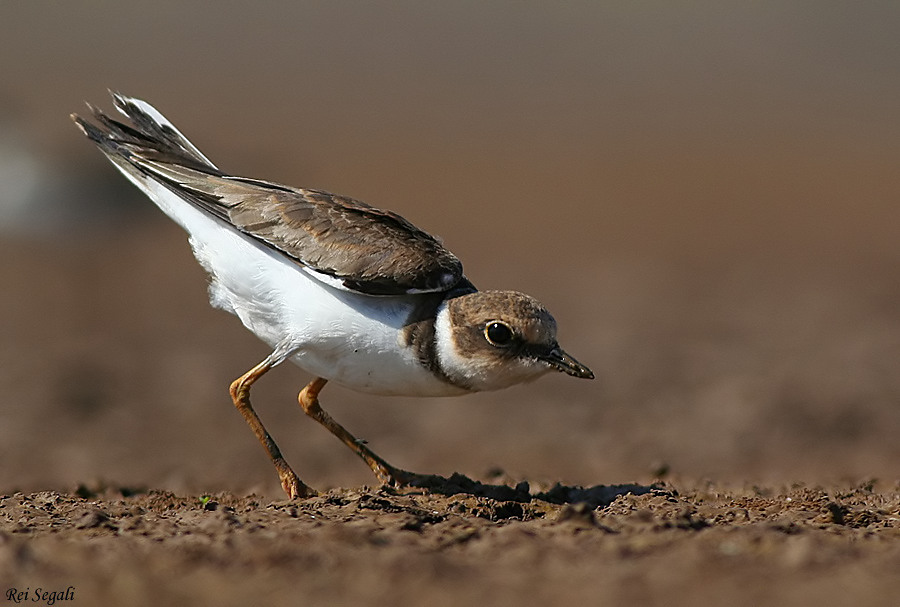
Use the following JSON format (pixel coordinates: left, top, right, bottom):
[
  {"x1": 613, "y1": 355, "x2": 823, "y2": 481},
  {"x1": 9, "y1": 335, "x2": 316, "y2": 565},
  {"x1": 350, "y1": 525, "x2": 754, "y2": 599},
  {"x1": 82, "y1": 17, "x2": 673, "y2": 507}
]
[
  {"x1": 230, "y1": 359, "x2": 316, "y2": 499},
  {"x1": 298, "y1": 378, "x2": 413, "y2": 487}
]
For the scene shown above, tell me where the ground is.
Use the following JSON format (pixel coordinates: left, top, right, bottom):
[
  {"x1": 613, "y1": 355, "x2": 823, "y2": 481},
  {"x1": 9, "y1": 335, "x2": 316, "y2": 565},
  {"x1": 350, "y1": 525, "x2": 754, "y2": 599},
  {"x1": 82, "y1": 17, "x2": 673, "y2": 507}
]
[{"x1": 2, "y1": 476, "x2": 898, "y2": 606}]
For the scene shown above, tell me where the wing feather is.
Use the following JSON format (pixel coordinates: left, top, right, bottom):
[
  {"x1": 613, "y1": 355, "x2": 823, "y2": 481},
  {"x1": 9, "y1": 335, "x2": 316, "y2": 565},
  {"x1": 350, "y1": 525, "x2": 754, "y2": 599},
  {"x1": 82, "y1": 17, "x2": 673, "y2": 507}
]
[{"x1": 73, "y1": 93, "x2": 463, "y2": 295}]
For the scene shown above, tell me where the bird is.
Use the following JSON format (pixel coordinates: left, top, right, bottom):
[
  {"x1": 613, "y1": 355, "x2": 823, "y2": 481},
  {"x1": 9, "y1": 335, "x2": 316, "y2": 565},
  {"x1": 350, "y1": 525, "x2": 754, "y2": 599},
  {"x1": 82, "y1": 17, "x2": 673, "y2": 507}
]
[{"x1": 71, "y1": 92, "x2": 594, "y2": 499}]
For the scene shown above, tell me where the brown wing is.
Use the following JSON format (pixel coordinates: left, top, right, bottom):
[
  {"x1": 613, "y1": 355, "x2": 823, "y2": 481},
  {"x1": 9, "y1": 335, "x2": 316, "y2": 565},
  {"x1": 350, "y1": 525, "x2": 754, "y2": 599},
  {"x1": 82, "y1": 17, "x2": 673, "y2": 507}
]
[
  {"x1": 73, "y1": 94, "x2": 463, "y2": 295},
  {"x1": 153, "y1": 168, "x2": 463, "y2": 295}
]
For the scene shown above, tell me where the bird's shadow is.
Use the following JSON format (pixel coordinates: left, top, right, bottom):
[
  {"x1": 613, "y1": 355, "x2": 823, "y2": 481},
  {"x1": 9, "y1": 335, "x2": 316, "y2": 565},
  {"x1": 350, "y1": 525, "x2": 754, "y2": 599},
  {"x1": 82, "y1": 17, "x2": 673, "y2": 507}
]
[{"x1": 388, "y1": 471, "x2": 668, "y2": 510}]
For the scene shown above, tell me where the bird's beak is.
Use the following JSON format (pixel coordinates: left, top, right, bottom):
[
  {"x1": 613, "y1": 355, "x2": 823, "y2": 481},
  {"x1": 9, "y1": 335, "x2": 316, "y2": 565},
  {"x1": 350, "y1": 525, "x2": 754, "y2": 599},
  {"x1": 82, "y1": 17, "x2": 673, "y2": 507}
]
[{"x1": 539, "y1": 346, "x2": 594, "y2": 379}]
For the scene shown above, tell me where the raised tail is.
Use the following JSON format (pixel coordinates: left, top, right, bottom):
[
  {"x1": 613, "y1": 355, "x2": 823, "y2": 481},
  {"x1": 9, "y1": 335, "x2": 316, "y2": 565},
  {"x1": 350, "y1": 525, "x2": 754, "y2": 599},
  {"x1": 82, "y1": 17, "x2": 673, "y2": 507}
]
[
  {"x1": 72, "y1": 91, "x2": 238, "y2": 237},
  {"x1": 71, "y1": 91, "x2": 219, "y2": 173}
]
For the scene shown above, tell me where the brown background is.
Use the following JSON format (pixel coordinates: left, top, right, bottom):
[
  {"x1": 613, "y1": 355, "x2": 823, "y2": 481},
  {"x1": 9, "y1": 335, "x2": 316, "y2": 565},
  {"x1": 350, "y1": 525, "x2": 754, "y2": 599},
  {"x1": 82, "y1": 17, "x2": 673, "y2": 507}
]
[
  {"x1": 2, "y1": 1, "x2": 898, "y2": 494},
  {"x1": 0, "y1": 4, "x2": 898, "y2": 604},
  {"x1": 2, "y1": 0, "x2": 899, "y2": 492}
]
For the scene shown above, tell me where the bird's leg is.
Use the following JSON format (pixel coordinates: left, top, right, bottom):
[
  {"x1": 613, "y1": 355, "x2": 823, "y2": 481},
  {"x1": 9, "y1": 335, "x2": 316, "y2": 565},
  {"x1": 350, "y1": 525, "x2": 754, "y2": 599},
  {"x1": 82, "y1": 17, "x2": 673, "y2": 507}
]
[
  {"x1": 298, "y1": 378, "x2": 414, "y2": 487},
  {"x1": 230, "y1": 358, "x2": 316, "y2": 499}
]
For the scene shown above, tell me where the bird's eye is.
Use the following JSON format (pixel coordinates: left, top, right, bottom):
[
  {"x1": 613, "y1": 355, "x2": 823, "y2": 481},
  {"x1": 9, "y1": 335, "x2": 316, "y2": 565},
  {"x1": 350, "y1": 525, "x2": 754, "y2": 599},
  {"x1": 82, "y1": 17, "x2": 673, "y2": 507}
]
[{"x1": 484, "y1": 321, "x2": 514, "y2": 347}]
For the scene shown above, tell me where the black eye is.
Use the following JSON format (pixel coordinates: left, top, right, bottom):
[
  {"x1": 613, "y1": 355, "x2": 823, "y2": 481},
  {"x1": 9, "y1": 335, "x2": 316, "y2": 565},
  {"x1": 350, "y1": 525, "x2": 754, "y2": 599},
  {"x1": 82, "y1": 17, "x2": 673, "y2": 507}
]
[{"x1": 484, "y1": 321, "x2": 514, "y2": 346}]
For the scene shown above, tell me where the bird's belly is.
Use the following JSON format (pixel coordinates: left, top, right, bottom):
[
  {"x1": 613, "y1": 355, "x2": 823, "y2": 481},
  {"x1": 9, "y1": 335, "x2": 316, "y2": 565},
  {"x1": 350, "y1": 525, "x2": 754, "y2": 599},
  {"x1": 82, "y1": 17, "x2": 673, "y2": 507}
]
[
  {"x1": 279, "y1": 290, "x2": 466, "y2": 396},
  {"x1": 185, "y1": 220, "x2": 464, "y2": 397},
  {"x1": 280, "y1": 296, "x2": 467, "y2": 396},
  {"x1": 288, "y1": 341, "x2": 465, "y2": 397}
]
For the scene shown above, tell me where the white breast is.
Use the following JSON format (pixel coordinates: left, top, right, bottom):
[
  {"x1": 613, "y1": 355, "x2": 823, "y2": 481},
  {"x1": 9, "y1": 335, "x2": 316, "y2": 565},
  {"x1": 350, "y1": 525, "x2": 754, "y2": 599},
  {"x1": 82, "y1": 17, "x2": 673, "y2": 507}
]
[{"x1": 210, "y1": 243, "x2": 465, "y2": 397}]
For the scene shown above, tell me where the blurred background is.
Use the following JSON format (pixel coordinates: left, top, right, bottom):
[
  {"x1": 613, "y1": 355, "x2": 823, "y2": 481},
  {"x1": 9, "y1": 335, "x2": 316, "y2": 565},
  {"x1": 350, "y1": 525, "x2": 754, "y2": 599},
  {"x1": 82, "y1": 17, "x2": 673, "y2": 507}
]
[{"x1": 1, "y1": 2, "x2": 898, "y2": 496}]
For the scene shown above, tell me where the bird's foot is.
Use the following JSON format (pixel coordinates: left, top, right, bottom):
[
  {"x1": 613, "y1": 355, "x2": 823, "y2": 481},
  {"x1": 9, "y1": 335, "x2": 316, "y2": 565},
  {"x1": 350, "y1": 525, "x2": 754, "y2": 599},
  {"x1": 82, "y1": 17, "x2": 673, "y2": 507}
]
[{"x1": 276, "y1": 460, "x2": 317, "y2": 499}]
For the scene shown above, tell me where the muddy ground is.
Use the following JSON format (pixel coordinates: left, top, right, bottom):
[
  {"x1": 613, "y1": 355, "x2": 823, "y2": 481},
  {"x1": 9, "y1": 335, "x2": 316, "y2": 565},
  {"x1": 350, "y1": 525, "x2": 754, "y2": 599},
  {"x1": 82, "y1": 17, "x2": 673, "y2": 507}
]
[{"x1": 1, "y1": 477, "x2": 898, "y2": 607}]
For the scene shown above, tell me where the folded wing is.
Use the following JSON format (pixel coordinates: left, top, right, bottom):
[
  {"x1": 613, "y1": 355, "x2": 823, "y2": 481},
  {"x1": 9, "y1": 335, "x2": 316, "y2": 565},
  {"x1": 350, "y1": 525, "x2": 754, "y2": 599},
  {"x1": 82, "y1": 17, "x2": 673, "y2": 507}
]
[{"x1": 72, "y1": 93, "x2": 463, "y2": 296}]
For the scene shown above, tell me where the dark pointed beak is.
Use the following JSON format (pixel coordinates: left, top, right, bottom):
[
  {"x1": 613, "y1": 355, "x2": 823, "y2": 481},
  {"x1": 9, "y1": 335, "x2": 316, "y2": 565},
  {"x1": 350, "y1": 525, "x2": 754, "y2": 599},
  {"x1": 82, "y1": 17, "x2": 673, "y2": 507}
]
[{"x1": 539, "y1": 345, "x2": 594, "y2": 379}]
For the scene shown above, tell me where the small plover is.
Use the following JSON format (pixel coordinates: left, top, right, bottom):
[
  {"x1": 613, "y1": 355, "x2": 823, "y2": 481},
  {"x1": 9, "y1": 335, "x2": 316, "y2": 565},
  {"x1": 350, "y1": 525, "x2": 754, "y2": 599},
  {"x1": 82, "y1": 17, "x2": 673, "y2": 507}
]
[{"x1": 72, "y1": 93, "x2": 593, "y2": 498}]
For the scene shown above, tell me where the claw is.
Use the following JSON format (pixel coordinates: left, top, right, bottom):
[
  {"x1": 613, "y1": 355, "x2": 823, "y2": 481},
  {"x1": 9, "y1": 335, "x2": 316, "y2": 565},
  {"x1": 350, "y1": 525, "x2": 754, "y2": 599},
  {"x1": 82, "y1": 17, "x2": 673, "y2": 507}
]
[{"x1": 275, "y1": 460, "x2": 316, "y2": 499}]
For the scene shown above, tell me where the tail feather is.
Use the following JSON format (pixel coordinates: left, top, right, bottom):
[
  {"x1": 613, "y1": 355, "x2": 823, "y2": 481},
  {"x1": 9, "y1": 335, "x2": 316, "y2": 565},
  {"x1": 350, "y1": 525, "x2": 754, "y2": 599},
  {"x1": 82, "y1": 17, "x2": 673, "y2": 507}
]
[
  {"x1": 111, "y1": 92, "x2": 218, "y2": 169},
  {"x1": 71, "y1": 92, "x2": 219, "y2": 173}
]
